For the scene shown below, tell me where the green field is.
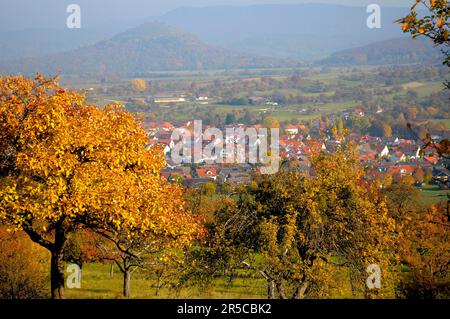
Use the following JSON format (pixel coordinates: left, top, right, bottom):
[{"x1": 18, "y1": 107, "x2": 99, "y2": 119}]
[
  {"x1": 64, "y1": 261, "x2": 364, "y2": 299},
  {"x1": 64, "y1": 263, "x2": 267, "y2": 299},
  {"x1": 420, "y1": 184, "x2": 449, "y2": 206},
  {"x1": 71, "y1": 63, "x2": 449, "y2": 127},
  {"x1": 265, "y1": 101, "x2": 360, "y2": 121},
  {"x1": 413, "y1": 81, "x2": 447, "y2": 97},
  {"x1": 429, "y1": 119, "x2": 450, "y2": 129},
  {"x1": 203, "y1": 100, "x2": 360, "y2": 122}
]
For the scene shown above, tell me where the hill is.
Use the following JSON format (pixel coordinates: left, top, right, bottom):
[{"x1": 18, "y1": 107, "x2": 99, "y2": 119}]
[
  {"x1": 321, "y1": 37, "x2": 444, "y2": 65},
  {"x1": 1, "y1": 22, "x2": 291, "y2": 76},
  {"x1": 0, "y1": 27, "x2": 130, "y2": 61},
  {"x1": 160, "y1": 4, "x2": 412, "y2": 61}
]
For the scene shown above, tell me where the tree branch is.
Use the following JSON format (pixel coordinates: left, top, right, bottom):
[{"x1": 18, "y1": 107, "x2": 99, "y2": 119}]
[{"x1": 22, "y1": 220, "x2": 54, "y2": 251}]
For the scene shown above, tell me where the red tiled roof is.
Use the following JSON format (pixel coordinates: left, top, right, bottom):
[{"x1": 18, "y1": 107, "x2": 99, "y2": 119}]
[
  {"x1": 196, "y1": 168, "x2": 218, "y2": 178},
  {"x1": 359, "y1": 152, "x2": 376, "y2": 162},
  {"x1": 424, "y1": 155, "x2": 438, "y2": 164},
  {"x1": 161, "y1": 122, "x2": 174, "y2": 128},
  {"x1": 388, "y1": 165, "x2": 415, "y2": 176},
  {"x1": 146, "y1": 122, "x2": 174, "y2": 129},
  {"x1": 161, "y1": 172, "x2": 171, "y2": 180},
  {"x1": 196, "y1": 165, "x2": 220, "y2": 178}
]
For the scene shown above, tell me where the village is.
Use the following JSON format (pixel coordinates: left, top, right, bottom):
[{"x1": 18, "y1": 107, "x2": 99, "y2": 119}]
[{"x1": 144, "y1": 110, "x2": 450, "y2": 193}]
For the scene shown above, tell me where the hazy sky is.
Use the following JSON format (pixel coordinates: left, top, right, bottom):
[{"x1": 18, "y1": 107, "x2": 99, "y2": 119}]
[{"x1": 0, "y1": 0, "x2": 412, "y2": 31}]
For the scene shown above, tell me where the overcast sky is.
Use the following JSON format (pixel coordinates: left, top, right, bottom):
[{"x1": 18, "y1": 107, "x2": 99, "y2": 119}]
[{"x1": 0, "y1": 0, "x2": 412, "y2": 31}]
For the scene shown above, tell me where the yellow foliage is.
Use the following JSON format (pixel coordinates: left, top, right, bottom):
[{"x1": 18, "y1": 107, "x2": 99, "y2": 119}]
[{"x1": 0, "y1": 75, "x2": 201, "y2": 297}]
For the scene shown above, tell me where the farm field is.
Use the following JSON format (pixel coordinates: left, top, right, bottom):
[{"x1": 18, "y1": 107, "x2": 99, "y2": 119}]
[{"x1": 75, "y1": 64, "x2": 450, "y2": 125}]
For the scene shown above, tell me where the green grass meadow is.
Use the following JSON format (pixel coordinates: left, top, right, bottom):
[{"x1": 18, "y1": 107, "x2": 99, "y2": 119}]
[
  {"x1": 64, "y1": 263, "x2": 267, "y2": 299},
  {"x1": 63, "y1": 262, "x2": 363, "y2": 299}
]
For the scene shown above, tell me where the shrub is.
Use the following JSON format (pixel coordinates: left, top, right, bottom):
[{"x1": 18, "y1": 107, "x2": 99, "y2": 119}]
[{"x1": 0, "y1": 227, "x2": 49, "y2": 299}]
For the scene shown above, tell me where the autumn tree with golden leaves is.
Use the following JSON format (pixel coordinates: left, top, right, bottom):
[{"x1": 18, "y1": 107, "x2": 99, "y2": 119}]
[
  {"x1": 250, "y1": 148, "x2": 396, "y2": 298},
  {"x1": 0, "y1": 75, "x2": 200, "y2": 299}
]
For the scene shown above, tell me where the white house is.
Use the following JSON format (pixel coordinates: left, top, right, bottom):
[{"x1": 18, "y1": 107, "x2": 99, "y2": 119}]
[
  {"x1": 285, "y1": 125, "x2": 299, "y2": 136},
  {"x1": 380, "y1": 145, "x2": 389, "y2": 157}
]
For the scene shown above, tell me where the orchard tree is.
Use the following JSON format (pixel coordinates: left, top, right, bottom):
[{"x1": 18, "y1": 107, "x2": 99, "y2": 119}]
[
  {"x1": 384, "y1": 183, "x2": 422, "y2": 221},
  {"x1": 62, "y1": 229, "x2": 101, "y2": 268},
  {"x1": 248, "y1": 148, "x2": 396, "y2": 298},
  {"x1": 0, "y1": 75, "x2": 199, "y2": 298},
  {"x1": 85, "y1": 182, "x2": 200, "y2": 298},
  {"x1": 179, "y1": 189, "x2": 257, "y2": 293}
]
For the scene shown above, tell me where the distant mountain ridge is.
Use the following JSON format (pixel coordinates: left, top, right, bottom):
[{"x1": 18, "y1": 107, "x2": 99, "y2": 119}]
[
  {"x1": 0, "y1": 24, "x2": 140, "y2": 61},
  {"x1": 321, "y1": 37, "x2": 444, "y2": 65},
  {"x1": 0, "y1": 3, "x2": 415, "y2": 64},
  {"x1": 1, "y1": 22, "x2": 293, "y2": 76},
  {"x1": 160, "y1": 4, "x2": 412, "y2": 60},
  {"x1": 0, "y1": 4, "x2": 439, "y2": 75}
]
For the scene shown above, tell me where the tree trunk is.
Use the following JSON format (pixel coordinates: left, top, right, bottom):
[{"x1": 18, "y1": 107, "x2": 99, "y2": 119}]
[
  {"x1": 22, "y1": 217, "x2": 68, "y2": 299},
  {"x1": 276, "y1": 283, "x2": 287, "y2": 299},
  {"x1": 446, "y1": 197, "x2": 450, "y2": 222},
  {"x1": 294, "y1": 283, "x2": 309, "y2": 299},
  {"x1": 155, "y1": 274, "x2": 162, "y2": 297},
  {"x1": 51, "y1": 221, "x2": 67, "y2": 299},
  {"x1": 267, "y1": 281, "x2": 276, "y2": 299},
  {"x1": 123, "y1": 270, "x2": 131, "y2": 298},
  {"x1": 50, "y1": 251, "x2": 65, "y2": 299},
  {"x1": 110, "y1": 263, "x2": 114, "y2": 278}
]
